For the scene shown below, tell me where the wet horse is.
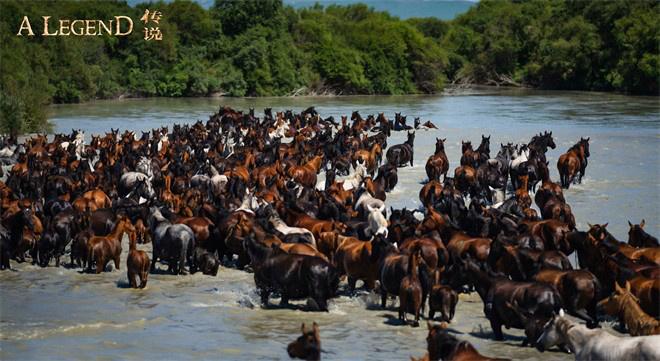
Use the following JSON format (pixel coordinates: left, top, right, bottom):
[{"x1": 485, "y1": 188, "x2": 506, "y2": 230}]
[
  {"x1": 287, "y1": 322, "x2": 321, "y2": 360},
  {"x1": 426, "y1": 138, "x2": 449, "y2": 182},
  {"x1": 386, "y1": 131, "x2": 415, "y2": 167},
  {"x1": 598, "y1": 281, "x2": 660, "y2": 336},
  {"x1": 628, "y1": 220, "x2": 659, "y2": 247},
  {"x1": 536, "y1": 309, "x2": 660, "y2": 360},
  {"x1": 557, "y1": 137, "x2": 590, "y2": 189}
]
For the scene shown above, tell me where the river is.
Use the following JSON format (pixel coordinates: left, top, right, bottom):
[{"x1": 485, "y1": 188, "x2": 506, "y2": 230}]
[{"x1": 1, "y1": 87, "x2": 658, "y2": 360}]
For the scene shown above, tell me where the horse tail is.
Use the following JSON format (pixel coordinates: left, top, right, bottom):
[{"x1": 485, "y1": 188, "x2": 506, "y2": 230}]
[{"x1": 87, "y1": 245, "x2": 95, "y2": 272}]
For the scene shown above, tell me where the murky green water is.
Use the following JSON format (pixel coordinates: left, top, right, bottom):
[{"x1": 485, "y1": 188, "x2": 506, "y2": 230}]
[{"x1": 1, "y1": 88, "x2": 657, "y2": 360}]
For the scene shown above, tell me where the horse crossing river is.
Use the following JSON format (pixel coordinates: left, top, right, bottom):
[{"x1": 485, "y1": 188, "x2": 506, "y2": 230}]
[{"x1": 1, "y1": 88, "x2": 658, "y2": 360}]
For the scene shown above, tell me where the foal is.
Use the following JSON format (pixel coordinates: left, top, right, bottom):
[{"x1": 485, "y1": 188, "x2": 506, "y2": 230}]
[
  {"x1": 399, "y1": 249, "x2": 423, "y2": 326},
  {"x1": 127, "y1": 233, "x2": 150, "y2": 288}
]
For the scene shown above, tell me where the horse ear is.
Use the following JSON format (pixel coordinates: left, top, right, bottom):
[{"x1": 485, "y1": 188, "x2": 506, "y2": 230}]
[
  {"x1": 587, "y1": 222, "x2": 593, "y2": 229},
  {"x1": 602, "y1": 223, "x2": 608, "y2": 228},
  {"x1": 628, "y1": 220, "x2": 633, "y2": 227},
  {"x1": 442, "y1": 138, "x2": 446, "y2": 142},
  {"x1": 586, "y1": 137, "x2": 590, "y2": 141},
  {"x1": 614, "y1": 281, "x2": 624, "y2": 294},
  {"x1": 301, "y1": 323, "x2": 307, "y2": 334},
  {"x1": 640, "y1": 219, "x2": 645, "y2": 228},
  {"x1": 558, "y1": 309, "x2": 565, "y2": 317},
  {"x1": 625, "y1": 281, "x2": 631, "y2": 292}
]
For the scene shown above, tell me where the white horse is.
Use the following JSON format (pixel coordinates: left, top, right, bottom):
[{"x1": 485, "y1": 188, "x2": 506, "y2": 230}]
[
  {"x1": 267, "y1": 119, "x2": 290, "y2": 141},
  {"x1": 354, "y1": 187, "x2": 385, "y2": 217},
  {"x1": 136, "y1": 156, "x2": 154, "y2": 181},
  {"x1": 536, "y1": 309, "x2": 660, "y2": 361},
  {"x1": 366, "y1": 203, "x2": 388, "y2": 238},
  {"x1": 341, "y1": 159, "x2": 367, "y2": 191},
  {"x1": 510, "y1": 144, "x2": 529, "y2": 171},
  {"x1": 265, "y1": 207, "x2": 316, "y2": 247}
]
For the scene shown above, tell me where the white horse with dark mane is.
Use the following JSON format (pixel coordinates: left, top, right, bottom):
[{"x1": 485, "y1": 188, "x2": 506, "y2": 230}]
[
  {"x1": 119, "y1": 172, "x2": 156, "y2": 200},
  {"x1": 536, "y1": 309, "x2": 660, "y2": 361},
  {"x1": 136, "y1": 157, "x2": 154, "y2": 181}
]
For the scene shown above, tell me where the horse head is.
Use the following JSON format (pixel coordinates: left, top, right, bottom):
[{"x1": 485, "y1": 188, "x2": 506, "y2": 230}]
[{"x1": 287, "y1": 322, "x2": 321, "y2": 361}]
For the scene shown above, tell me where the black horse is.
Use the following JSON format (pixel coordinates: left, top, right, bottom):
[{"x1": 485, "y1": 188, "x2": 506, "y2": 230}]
[{"x1": 386, "y1": 131, "x2": 415, "y2": 167}]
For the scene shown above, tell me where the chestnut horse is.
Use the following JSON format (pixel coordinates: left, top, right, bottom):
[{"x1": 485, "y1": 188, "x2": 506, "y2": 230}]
[
  {"x1": 399, "y1": 249, "x2": 423, "y2": 326},
  {"x1": 599, "y1": 281, "x2": 660, "y2": 336},
  {"x1": 288, "y1": 155, "x2": 323, "y2": 188},
  {"x1": 557, "y1": 137, "x2": 590, "y2": 189},
  {"x1": 127, "y1": 233, "x2": 150, "y2": 288},
  {"x1": 87, "y1": 216, "x2": 135, "y2": 274}
]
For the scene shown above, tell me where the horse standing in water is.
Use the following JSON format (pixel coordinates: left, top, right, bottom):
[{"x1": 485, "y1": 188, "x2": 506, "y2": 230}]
[
  {"x1": 426, "y1": 138, "x2": 449, "y2": 182},
  {"x1": 386, "y1": 131, "x2": 415, "y2": 167},
  {"x1": 536, "y1": 309, "x2": 660, "y2": 360},
  {"x1": 557, "y1": 137, "x2": 590, "y2": 189}
]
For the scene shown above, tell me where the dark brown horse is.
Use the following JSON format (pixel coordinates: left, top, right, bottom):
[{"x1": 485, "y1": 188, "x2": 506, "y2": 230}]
[
  {"x1": 533, "y1": 269, "x2": 601, "y2": 327},
  {"x1": 628, "y1": 220, "x2": 659, "y2": 248},
  {"x1": 127, "y1": 233, "x2": 149, "y2": 288},
  {"x1": 287, "y1": 322, "x2": 321, "y2": 360},
  {"x1": 426, "y1": 322, "x2": 510, "y2": 361},
  {"x1": 426, "y1": 138, "x2": 449, "y2": 182},
  {"x1": 557, "y1": 137, "x2": 590, "y2": 189},
  {"x1": 399, "y1": 249, "x2": 423, "y2": 326}
]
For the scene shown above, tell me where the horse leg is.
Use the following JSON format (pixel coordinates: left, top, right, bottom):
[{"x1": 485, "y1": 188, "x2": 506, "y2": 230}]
[
  {"x1": 114, "y1": 255, "x2": 120, "y2": 271},
  {"x1": 140, "y1": 271, "x2": 148, "y2": 288},
  {"x1": 348, "y1": 276, "x2": 357, "y2": 294},
  {"x1": 280, "y1": 295, "x2": 289, "y2": 307},
  {"x1": 381, "y1": 289, "x2": 388, "y2": 309},
  {"x1": 128, "y1": 270, "x2": 137, "y2": 288},
  {"x1": 489, "y1": 317, "x2": 505, "y2": 341}
]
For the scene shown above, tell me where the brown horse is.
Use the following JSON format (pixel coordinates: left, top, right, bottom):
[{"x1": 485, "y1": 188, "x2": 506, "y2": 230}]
[
  {"x1": 334, "y1": 234, "x2": 391, "y2": 291},
  {"x1": 454, "y1": 165, "x2": 477, "y2": 194},
  {"x1": 288, "y1": 155, "x2": 323, "y2": 188},
  {"x1": 400, "y1": 236, "x2": 449, "y2": 271},
  {"x1": 515, "y1": 174, "x2": 532, "y2": 210},
  {"x1": 557, "y1": 137, "x2": 590, "y2": 189},
  {"x1": 429, "y1": 270, "x2": 458, "y2": 323},
  {"x1": 419, "y1": 180, "x2": 443, "y2": 208},
  {"x1": 426, "y1": 322, "x2": 510, "y2": 361},
  {"x1": 260, "y1": 237, "x2": 329, "y2": 263},
  {"x1": 598, "y1": 281, "x2": 660, "y2": 336},
  {"x1": 426, "y1": 138, "x2": 449, "y2": 182},
  {"x1": 533, "y1": 269, "x2": 601, "y2": 327},
  {"x1": 353, "y1": 142, "x2": 382, "y2": 176},
  {"x1": 287, "y1": 322, "x2": 321, "y2": 360},
  {"x1": 127, "y1": 233, "x2": 150, "y2": 288},
  {"x1": 87, "y1": 216, "x2": 135, "y2": 274},
  {"x1": 540, "y1": 195, "x2": 576, "y2": 230},
  {"x1": 399, "y1": 250, "x2": 423, "y2": 326},
  {"x1": 627, "y1": 275, "x2": 660, "y2": 318}
]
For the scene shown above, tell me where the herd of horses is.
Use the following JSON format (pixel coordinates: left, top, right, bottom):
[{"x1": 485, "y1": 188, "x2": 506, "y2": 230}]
[{"x1": 0, "y1": 105, "x2": 658, "y2": 360}]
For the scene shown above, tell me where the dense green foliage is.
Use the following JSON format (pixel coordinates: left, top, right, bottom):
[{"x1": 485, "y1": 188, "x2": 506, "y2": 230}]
[
  {"x1": 434, "y1": 0, "x2": 659, "y2": 94},
  {"x1": 0, "y1": 0, "x2": 658, "y2": 134}
]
